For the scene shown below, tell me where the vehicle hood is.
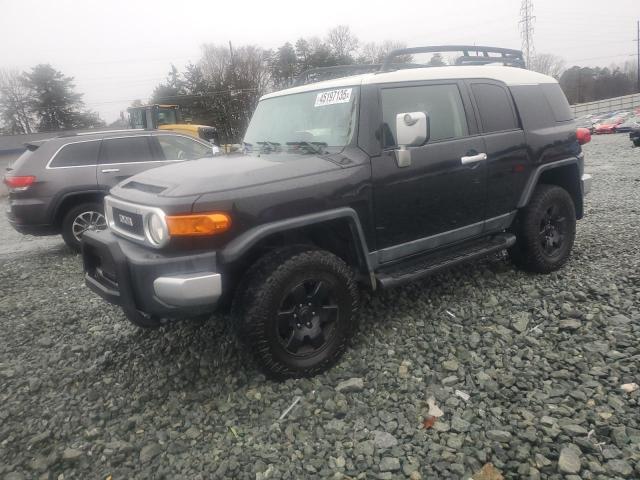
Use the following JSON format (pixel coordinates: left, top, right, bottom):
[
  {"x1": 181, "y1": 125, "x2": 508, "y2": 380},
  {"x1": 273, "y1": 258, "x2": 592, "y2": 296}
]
[{"x1": 113, "y1": 152, "x2": 350, "y2": 198}]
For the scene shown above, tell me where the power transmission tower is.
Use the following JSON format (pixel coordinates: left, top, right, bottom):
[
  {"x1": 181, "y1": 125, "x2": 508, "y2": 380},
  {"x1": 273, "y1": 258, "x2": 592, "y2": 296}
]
[{"x1": 519, "y1": 0, "x2": 536, "y2": 68}]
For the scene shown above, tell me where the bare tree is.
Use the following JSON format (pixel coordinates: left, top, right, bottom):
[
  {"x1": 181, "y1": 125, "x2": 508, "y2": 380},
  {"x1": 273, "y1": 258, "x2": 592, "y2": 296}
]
[
  {"x1": 0, "y1": 68, "x2": 34, "y2": 134},
  {"x1": 531, "y1": 53, "x2": 566, "y2": 79},
  {"x1": 326, "y1": 25, "x2": 358, "y2": 61},
  {"x1": 359, "y1": 40, "x2": 412, "y2": 64},
  {"x1": 198, "y1": 43, "x2": 270, "y2": 142}
]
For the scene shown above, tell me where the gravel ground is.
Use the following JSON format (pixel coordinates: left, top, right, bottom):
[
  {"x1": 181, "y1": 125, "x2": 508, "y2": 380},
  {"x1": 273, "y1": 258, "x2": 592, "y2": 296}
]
[{"x1": 1, "y1": 134, "x2": 639, "y2": 480}]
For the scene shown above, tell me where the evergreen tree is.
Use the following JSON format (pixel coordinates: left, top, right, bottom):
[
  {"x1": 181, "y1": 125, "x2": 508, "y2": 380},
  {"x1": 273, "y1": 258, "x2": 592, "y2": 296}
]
[{"x1": 22, "y1": 64, "x2": 103, "y2": 131}]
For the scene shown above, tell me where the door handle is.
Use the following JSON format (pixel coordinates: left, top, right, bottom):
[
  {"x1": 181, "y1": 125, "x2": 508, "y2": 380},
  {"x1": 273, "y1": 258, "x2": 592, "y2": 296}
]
[
  {"x1": 101, "y1": 168, "x2": 120, "y2": 173},
  {"x1": 461, "y1": 153, "x2": 487, "y2": 165}
]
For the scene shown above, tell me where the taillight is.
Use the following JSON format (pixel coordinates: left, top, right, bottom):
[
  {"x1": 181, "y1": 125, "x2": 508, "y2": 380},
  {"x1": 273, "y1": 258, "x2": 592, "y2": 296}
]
[
  {"x1": 576, "y1": 128, "x2": 591, "y2": 145},
  {"x1": 3, "y1": 175, "x2": 36, "y2": 191}
]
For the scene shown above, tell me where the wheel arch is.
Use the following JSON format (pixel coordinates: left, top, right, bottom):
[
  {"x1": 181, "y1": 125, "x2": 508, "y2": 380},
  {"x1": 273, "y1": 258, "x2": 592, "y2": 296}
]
[
  {"x1": 52, "y1": 190, "x2": 106, "y2": 227},
  {"x1": 518, "y1": 159, "x2": 583, "y2": 219},
  {"x1": 219, "y1": 208, "x2": 375, "y2": 289}
]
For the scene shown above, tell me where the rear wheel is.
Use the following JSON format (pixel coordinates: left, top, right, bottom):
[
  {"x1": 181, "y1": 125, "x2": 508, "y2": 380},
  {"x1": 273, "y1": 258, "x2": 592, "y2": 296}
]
[
  {"x1": 61, "y1": 202, "x2": 107, "y2": 252},
  {"x1": 233, "y1": 248, "x2": 359, "y2": 380},
  {"x1": 509, "y1": 184, "x2": 576, "y2": 273}
]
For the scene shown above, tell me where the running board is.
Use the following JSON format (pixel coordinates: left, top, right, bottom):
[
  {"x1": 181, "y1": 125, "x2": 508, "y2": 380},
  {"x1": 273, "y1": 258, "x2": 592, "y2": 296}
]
[{"x1": 376, "y1": 233, "x2": 516, "y2": 289}]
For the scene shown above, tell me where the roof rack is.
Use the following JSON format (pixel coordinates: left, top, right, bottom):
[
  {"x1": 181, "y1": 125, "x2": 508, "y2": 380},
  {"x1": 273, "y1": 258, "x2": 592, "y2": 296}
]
[
  {"x1": 381, "y1": 45, "x2": 526, "y2": 71},
  {"x1": 293, "y1": 45, "x2": 526, "y2": 86}
]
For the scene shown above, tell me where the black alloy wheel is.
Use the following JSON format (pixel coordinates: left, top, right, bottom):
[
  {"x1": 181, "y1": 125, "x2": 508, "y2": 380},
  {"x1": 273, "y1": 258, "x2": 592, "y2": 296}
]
[
  {"x1": 276, "y1": 279, "x2": 340, "y2": 357},
  {"x1": 538, "y1": 203, "x2": 567, "y2": 259}
]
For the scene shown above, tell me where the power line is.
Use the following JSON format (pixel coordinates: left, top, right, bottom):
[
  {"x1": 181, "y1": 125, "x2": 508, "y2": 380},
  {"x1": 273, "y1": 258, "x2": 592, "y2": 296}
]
[
  {"x1": 18, "y1": 88, "x2": 262, "y2": 111},
  {"x1": 519, "y1": 0, "x2": 536, "y2": 67}
]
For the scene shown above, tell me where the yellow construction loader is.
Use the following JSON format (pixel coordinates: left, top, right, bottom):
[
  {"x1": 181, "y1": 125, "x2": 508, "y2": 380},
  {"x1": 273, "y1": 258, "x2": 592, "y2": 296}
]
[{"x1": 127, "y1": 104, "x2": 218, "y2": 144}]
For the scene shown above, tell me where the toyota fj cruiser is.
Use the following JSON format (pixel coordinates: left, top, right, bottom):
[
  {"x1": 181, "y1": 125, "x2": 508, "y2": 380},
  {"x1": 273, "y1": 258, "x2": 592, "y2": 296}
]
[{"x1": 82, "y1": 46, "x2": 592, "y2": 379}]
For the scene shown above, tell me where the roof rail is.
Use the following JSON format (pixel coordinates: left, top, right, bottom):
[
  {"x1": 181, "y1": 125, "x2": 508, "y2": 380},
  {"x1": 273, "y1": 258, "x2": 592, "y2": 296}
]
[
  {"x1": 381, "y1": 45, "x2": 525, "y2": 71},
  {"x1": 56, "y1": 128, "x2": 147, "y2": 138},
  {"x1": 292, "y1": 45, "x2": 526, "y2": 86}
]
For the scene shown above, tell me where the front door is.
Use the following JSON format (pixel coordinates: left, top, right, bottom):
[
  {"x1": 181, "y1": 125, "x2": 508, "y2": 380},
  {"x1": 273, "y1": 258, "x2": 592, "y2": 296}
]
[{"x1": 372, "y1": 82, "x2": 487, "y2": 257}]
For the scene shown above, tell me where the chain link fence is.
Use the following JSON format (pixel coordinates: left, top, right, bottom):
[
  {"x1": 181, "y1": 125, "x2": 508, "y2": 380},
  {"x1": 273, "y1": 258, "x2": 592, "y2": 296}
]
[{"x1": 571, "y1": 93, "x2": 640, "y2": 118}]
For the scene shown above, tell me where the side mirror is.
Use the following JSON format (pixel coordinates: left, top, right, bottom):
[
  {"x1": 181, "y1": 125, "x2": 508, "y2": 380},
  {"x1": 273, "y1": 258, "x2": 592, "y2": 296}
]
[
  {"x1": 394, "y1": 112, "x2": 429, "y2": 168},
  {"x1": 396, "y1": 112, "x2": 429, "y2": 147}
]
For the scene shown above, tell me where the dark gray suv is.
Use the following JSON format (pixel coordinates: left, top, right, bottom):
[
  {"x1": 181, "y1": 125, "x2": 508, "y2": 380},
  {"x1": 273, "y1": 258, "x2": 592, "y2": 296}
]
[{"x1": 4, "y1": 130, "x2": 216, "y2": 250}]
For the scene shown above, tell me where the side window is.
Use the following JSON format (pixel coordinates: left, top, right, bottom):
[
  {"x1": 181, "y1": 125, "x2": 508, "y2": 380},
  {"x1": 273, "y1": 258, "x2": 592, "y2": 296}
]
[
  {"x1": 381, "y1": 84, "x2": 469, "y2": 147},
  {"x1": 471, "y1": 83, "x2": 519, "y2": 133},
  {"x1": 540, "y1": 83, "x2": 574, "y2": 122},
  {"x1": 100, "y1": 137, "x2": 155, "y2": 164},
  {"x1": 157, "y1": 135, "x2": 213, "y2": 160},
  {"x1": 50, "y1": 141, "x2": 100, "y2": 168}
]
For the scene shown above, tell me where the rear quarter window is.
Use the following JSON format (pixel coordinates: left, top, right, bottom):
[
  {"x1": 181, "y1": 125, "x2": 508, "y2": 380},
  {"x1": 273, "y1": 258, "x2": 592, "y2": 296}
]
[
  {"x1": 540, "y1": 83, "x2": 574, "y2": 122},
  {"x1": 50, "y1": 140, "x2": 101, "y2": 168}
]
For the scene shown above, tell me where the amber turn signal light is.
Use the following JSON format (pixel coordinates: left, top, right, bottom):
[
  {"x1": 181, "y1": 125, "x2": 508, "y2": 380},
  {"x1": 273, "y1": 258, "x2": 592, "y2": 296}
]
[{"x1": 166, "y1": 213, "x2": 231, "y2": 236}]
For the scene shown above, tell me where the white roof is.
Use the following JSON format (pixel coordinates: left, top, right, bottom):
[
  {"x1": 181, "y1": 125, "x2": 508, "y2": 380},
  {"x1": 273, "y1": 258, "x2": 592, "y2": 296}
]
[{"x1": 261, "y1": 66, "x2": 557, "y2": 100}]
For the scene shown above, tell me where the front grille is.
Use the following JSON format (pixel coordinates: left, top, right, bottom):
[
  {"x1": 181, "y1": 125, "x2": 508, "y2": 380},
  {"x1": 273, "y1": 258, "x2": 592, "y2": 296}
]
[
  {"x1": 112, "y1": 207, "x2": 144, "y2": 236},
  {"x1": 104, "y1": 195, "x2": 167, "y2": 248}
]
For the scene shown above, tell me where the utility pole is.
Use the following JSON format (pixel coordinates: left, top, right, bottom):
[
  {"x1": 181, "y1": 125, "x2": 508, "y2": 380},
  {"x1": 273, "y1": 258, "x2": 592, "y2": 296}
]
[
  {"x1": 519, "y1": 0, "x2": 536, "y2": 68},
  {"x1": 636, "y1": 20, "x2": 639, "y2": 93}
]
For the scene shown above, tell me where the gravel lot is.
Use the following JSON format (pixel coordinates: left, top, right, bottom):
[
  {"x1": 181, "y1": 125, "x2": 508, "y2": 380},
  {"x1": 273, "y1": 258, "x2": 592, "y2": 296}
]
[{"x1": 1, "y1": 134, "x2": 639, "y2": 480}]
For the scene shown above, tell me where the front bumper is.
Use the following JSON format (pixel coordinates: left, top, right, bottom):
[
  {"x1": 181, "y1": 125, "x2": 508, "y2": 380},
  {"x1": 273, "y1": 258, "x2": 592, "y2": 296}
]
[
  {"x1": 581, "y1": 174, "x2": 593, "y2": 196},
  {"x1": 82, "y1": 229, "x2": 222, "y2": 325}
]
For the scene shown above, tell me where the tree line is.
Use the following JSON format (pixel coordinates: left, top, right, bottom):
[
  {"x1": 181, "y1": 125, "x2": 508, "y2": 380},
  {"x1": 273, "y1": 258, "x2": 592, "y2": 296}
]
[
  {"x1": 0, "y1": 65, "x2": 104, "y2": 134},
  {"x1": 146, "y1": 26, "x2": 410, "y2": 143},
  {"x1": 1, "y1": 25, "x2": 638, "y2": 138}
]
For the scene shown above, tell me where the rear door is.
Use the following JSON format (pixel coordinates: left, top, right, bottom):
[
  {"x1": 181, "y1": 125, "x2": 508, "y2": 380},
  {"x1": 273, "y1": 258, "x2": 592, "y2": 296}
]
[
  {"x1": 97, "y1": 135, "x2": 164, "y2": 188},
  {"x1": 467, "y1": 81, "x2": 529, "y2": 220},
  {"x1": 371, "y1": 81, "x2": 487, "y2": 255}
]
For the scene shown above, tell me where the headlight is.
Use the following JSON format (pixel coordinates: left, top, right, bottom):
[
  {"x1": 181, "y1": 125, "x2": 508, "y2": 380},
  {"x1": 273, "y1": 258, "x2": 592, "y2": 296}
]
[{"x1": 146, "y1": 212, "x2": 168, "y2": 246}]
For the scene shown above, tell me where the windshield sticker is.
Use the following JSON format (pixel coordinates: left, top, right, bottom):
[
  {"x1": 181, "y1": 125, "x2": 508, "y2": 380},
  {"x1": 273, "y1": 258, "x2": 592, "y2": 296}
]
[{"x1": 314, "y1": 88, "x2": 352, "y2": 107}]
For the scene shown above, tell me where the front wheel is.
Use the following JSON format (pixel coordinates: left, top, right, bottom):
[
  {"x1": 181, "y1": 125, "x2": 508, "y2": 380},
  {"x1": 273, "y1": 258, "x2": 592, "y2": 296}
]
[
  {"x1": 509, "y1": 184, "x2": 576, "y2": 273},
  {"x1": 61, "y1": 202, "x2": 107, "y2": 252},
  {"x1": 233, "y1": 248, "x2": 359, "y2": 380}
]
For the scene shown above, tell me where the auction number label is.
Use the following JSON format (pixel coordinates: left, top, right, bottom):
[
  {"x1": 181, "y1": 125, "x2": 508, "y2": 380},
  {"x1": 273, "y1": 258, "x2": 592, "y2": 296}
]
[{"x1": 314, "y1": 88, "x2": 352, "y2": 107}]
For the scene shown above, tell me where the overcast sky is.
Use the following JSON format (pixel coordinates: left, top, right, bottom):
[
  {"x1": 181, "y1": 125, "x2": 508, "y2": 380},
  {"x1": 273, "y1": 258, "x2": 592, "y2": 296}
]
[{"x1": 1, "y1": 0, "x2": 637, "y2": 122}]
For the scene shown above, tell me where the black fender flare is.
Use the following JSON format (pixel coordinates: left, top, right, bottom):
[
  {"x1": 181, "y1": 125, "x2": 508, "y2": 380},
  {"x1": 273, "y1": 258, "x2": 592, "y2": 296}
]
[
  {"x1": 219, "y1": 208, "x2": 375, "y2": 287},
  {"x1": 517, "y1": 157, "x2": 581, "y2": 208}
]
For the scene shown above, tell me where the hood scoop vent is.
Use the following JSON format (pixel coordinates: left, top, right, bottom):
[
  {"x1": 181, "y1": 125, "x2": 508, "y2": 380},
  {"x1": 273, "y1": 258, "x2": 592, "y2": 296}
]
[{"x1": 122, "y1": 181, "x2": 167, "y2": 194}]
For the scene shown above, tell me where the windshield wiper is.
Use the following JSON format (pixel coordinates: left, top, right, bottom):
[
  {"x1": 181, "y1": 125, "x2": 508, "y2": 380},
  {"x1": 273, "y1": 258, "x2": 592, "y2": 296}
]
[{"x1": 286, "y1": 141, "x2": 327, "y2": 154}]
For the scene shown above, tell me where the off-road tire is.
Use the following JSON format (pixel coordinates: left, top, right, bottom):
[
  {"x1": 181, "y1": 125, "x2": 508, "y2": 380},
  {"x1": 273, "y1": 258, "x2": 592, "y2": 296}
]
[
  {"x1": 509, "y1": 184, "x2": 576, "y2": 273},
  {"x1": 232, "y1": 247, "x2": 359, "y2": 380},
  {"x1": 61, "y1": 202, "x2": 106, "y2": 252}
]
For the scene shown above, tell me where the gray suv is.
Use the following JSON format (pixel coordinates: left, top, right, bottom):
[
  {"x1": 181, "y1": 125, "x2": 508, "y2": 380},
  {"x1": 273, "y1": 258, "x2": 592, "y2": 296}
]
[{"x1": 4, "y1": 130, "x2": 216, "y2": 251}]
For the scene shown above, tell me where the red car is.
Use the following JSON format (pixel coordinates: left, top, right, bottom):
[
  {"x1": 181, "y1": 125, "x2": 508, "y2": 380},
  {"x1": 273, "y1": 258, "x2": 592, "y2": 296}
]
[{"x1": 594, "y1": 116, "x2": 624, "y2": 134}]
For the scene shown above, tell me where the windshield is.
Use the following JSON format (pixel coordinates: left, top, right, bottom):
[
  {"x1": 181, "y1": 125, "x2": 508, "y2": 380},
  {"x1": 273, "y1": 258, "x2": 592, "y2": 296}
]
[
  {"x1": 157, "y1": 108, "x2": 178, "y2": 126},
  {"x1": 244, "y1": 86, "x2": 359, "y2": 152}
]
